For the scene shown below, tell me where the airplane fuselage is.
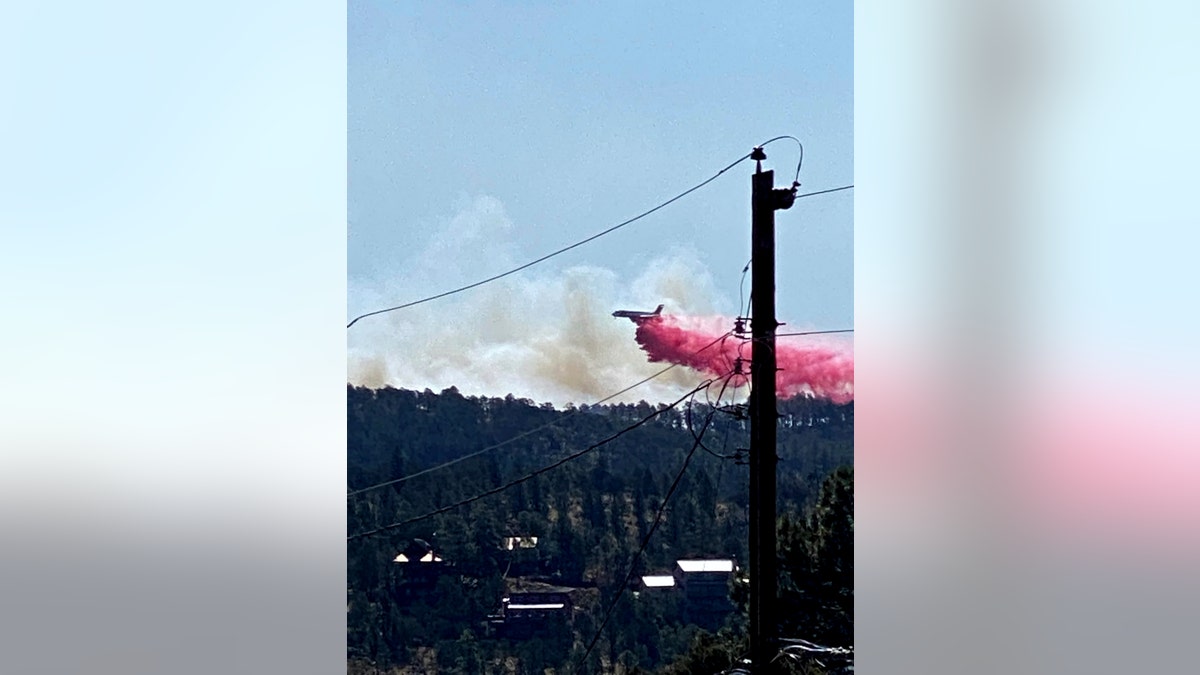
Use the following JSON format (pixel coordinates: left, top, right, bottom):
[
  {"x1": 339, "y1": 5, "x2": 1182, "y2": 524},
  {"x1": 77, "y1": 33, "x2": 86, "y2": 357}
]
[{"x1": 612, "y1": 304, "x2": 664, "y2": 323}]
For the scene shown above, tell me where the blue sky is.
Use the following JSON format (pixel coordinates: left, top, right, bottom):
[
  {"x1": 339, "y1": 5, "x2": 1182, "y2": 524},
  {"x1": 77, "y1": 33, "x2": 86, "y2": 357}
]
[{"x1": 347, "y1": 1, "x2": 853, "y2": 401}]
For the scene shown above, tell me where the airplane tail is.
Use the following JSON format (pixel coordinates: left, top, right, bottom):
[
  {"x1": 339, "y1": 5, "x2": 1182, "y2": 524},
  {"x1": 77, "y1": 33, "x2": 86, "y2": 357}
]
[{"x1": 653, "y1": 304, "x2": 663, "y2": 315}]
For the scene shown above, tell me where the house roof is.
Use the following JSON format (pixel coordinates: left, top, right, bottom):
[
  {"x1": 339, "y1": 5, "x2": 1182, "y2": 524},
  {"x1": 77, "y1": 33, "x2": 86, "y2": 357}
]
[
  {"x1": 393, "y1": 551, "x2": 444, "y2": 563},
  {"x1": 676, "y1": 559, "x2": 735, "y2": 573},
  {"x1": 642, "y1": 575, "x2": 677, "y2": 587}
]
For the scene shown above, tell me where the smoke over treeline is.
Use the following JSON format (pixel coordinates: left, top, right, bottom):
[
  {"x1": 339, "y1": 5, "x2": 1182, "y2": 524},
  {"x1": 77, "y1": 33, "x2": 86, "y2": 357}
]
[{"x1": 348, "y1": 196, "x2": 852, "y2": 405}]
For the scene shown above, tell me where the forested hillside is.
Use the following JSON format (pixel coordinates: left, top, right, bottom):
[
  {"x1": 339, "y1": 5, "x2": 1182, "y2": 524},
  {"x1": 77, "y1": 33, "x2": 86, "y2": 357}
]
[{"x1": 347, "y1": 385, "x2": 853, "y2": 674}]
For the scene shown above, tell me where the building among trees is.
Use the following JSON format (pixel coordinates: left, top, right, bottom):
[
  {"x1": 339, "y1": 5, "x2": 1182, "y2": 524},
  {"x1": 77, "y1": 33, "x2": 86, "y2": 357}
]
[{"x1": 674, "y1": 559, "x2": 738, "y2": 629}]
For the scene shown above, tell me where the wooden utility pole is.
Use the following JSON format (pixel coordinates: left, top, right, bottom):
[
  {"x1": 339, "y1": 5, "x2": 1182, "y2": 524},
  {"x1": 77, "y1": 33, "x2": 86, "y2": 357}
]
[{"x1": 748, "y1": 147, "x2": 795, "y2": 672}]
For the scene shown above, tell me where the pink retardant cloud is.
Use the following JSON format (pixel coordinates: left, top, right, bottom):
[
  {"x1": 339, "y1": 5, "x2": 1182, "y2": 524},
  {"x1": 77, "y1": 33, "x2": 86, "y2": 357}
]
[{"x1": 631, "y1": 314, "x2": 854, "y2": 403}]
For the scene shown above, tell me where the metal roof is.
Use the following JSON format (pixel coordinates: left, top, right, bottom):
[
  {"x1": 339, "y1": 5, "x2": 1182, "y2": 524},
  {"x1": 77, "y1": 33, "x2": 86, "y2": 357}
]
[
  {"x1": 393, "y1": 552, "x2": 444, "y2": 563},
  {"x1": 642, "y1": 575, "x2": 677, "y2": 587},
  {"x1": 676, "y1": 559, "x2": 735, "y2": 573}
]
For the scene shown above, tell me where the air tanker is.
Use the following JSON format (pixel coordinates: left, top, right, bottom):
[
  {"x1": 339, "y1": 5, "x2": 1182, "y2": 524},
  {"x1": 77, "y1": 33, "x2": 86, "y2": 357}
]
[{"x1": 611, "y1": 304, "x2": 664, "y2": 323}]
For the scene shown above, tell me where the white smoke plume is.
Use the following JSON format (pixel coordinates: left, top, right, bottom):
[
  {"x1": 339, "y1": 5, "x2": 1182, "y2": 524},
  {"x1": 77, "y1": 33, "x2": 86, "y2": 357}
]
[{"x1": 348, "y1": 196, "x2": 733, "y2": 406}]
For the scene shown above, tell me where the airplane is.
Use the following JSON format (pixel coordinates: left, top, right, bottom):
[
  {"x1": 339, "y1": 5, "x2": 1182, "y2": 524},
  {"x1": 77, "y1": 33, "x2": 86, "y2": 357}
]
[{"x1": 612, "y1": 304, "x2": 664, "y2": 323}]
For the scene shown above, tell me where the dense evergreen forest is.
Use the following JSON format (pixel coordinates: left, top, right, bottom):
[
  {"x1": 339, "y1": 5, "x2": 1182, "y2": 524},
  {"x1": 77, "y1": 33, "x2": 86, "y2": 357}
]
[{"x1": 347, "y1": 385, "x2": 853, "y2": 674}]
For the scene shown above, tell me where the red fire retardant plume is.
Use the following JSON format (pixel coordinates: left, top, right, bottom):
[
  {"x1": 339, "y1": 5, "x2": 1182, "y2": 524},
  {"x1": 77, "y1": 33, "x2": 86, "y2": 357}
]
[{"x1": 633, "y1": 315, "x2": 853, "y2": 403}]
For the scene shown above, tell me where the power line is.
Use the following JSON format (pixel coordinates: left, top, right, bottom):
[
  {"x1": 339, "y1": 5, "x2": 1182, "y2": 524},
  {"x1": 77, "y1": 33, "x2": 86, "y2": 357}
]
[
  {"x1": 795, "y1": 184, "x2": 853, "y2": 200},
  {"x1": 711, "y1": 411, "x2": 738, "y2": 497},
  {"x1": 347, "y1": 414, "x2": 563, "y2": 499},
  {"x1": 579, "y1": 382, "x2": 724, "y2": 668},
  {"x1": 346, "y1": 367, "x2": 666, "y2": 498},
  {"x1": 347, "y1": 381, "x2": 711, "y2": 541},
  {"x1": 735, "y1": 329, "x2": 853, "y2": 369},
  {"x1": 737, "y1": 258, "x2": 752, "y2": 322},
  {"x1": 347, "y1": 153, "x2": 753, "y2": 328},
  {"x1": 346, "y1": 139, "x2": 836, "y2": 329},
  {"x1": 757, "y1": 135, "x2": 804, "y2": 184},
  {"x1": 770, "y1": 329, "x2": 854, "y2": 338},
  {"x1": 346, "y1": 331, "x2": 735, "y2": 498},
  {"x1": 689, "y1": 376, "x2": 741, "y2": 461},
  {"x1": 735, "y1": 174, "x2": 850, "y2": 318}
]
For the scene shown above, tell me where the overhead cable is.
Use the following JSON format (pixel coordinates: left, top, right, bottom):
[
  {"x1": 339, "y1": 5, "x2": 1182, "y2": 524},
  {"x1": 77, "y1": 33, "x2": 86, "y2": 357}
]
[
  {"x1": 767, "y1": 329, "x2": 854, "y2": 338},
  {"x1": 795, "y1": 184, "x2": 853, "y2": 200},
  {"x1": 347, "y1": 331, "x2": 734, "y2": 498},
  {"x1": 346, "y1": 137, "x2": 840, "y2": 328},
  {"x1": 346, "y1": 151, "x2": 754, "y2": 328},
  {"x1": 579, "y1": 381, "x2": 725, "y2": 667},
  {"x1": 347, "y1": 381, "x2": 711, "y2": 541}
]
